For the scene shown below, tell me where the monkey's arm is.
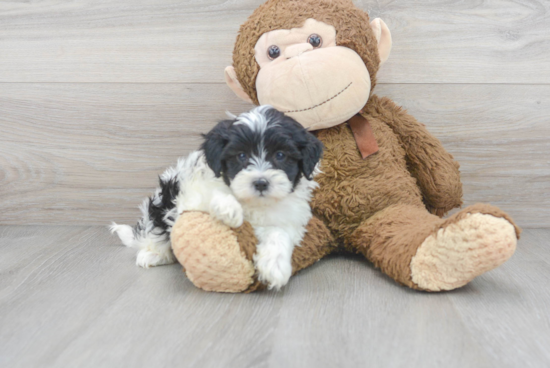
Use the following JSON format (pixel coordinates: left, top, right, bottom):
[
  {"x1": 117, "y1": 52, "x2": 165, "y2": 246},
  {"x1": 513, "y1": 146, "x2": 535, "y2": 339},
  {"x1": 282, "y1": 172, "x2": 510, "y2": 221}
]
[{"x1": 367, "y1": 95, "x2": 463, "y2": 216}]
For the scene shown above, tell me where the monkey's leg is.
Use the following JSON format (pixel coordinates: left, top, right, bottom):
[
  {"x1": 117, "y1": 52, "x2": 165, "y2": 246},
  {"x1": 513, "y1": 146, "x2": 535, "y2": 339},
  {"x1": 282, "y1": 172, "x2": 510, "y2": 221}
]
[
  {"x1": 348, "y1": 204, "x2": 520, "y2": 291},
  {"x1": 171, "y1": 212, "x2": 335, "y2": 293}
]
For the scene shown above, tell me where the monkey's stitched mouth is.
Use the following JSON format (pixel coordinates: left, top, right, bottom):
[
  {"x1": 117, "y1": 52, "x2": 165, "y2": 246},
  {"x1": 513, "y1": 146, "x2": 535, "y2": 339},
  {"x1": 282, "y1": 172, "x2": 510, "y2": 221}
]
[{"x1": 282, "y1": 82, "x2": 353, "y2": 114}]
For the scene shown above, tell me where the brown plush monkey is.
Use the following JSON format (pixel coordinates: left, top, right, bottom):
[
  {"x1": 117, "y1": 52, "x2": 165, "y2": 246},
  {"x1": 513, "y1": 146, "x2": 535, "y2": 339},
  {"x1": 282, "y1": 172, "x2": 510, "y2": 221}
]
[{"x1": 171, "y1": 0, "x2": 520, "y2": 292}]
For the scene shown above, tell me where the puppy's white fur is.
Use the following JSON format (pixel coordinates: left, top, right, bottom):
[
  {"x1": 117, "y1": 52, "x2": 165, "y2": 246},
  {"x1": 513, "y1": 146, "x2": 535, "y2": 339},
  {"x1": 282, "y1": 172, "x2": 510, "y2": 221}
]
[
  {"x1": 111, "y1": 106, "x2": 319, "y2": 290},
  {"x1": 112, "y1": 151, "x2": 317, "y2": 289}
]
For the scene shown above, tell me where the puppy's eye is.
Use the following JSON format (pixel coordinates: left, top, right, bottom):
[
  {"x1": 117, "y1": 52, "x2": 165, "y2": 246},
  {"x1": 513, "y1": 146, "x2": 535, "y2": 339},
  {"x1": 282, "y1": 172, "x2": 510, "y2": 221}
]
[
  {"x1": 275, "y1": 152, "x2": 286, "y2": 161},
  {"x1": 307, "y1": 34, "x2": 322, "y2": 48},
  {"x1": 267, "y1": 45, "x2": 281, "y2": 60},
  {"x1": 237, "y1": 153, "x2": 247, "y2": 162}
]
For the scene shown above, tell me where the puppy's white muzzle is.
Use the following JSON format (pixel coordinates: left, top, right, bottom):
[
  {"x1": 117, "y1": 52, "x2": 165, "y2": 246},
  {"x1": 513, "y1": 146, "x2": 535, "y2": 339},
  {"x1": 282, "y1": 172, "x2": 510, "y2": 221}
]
[{"x1": 230, "y1": 169, "x2": 292, "y2": 201}]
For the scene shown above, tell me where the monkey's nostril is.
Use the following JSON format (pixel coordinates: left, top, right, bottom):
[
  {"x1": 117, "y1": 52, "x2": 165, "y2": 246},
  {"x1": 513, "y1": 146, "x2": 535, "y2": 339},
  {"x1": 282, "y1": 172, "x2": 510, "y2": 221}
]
[{"x1": 253, "y1": 179, "x2": 269, "y2": 193}]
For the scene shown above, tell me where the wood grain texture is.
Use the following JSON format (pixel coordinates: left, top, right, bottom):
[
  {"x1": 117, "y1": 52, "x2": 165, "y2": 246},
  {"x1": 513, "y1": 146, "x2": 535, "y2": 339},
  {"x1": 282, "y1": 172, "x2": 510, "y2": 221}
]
[
  {"x1": 1, "y1": 83, "x2": 548, "y2": 227},
  {"x1": 0, "y1": 0, "x2": 549, "y2": 83},
  {"x1": 0, "y1": 226, "x2": 549, "y2": 367}
]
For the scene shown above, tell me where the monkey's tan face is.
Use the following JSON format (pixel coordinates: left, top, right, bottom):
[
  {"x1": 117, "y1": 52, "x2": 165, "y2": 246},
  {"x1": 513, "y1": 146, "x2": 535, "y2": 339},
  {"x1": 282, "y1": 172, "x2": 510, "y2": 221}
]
[
  {"x1": 225, "y1": 17, "x2": 392, "y2": 130},
  {"x1": 253, "y1": 19, "x2": 371, "y2": 130}
]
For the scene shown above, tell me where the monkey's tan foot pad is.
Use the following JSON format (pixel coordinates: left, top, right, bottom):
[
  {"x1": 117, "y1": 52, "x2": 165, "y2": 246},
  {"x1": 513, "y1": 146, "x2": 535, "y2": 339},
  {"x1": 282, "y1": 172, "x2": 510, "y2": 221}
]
[
  {"x1": 171, "y1": 211, "x2": 257, "y2": 293},
  {"x1": 410, "y1": 212, "x2": 517, "y2": 291}
]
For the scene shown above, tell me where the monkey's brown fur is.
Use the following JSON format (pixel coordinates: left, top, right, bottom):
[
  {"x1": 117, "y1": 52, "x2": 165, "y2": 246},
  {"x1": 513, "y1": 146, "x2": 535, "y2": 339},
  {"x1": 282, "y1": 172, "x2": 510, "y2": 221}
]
[
  {"x1": 171, "y1": 0, "x2": 520, "y2": 292},
  {"x1": 233, "y1": 0, "x2": 380, "y2": 105}
]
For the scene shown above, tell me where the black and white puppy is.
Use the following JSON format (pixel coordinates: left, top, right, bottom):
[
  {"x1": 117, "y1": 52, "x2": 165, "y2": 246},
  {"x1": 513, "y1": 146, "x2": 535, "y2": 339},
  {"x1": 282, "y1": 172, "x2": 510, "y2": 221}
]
[{"x1": 111, "y1": 105, "x2": 323, "y2": 290}]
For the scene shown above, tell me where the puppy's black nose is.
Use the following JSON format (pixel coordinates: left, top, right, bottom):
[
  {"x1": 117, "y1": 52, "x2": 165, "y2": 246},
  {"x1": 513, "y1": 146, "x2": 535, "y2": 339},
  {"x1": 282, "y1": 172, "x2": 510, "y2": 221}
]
[{"x1": 253, "y1": 179, "x2": 269, "y2": 193}]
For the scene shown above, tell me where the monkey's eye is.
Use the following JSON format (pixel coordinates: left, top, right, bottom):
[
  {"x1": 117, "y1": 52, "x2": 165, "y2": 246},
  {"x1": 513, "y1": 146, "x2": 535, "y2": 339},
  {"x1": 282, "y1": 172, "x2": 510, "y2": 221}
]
[
  {"x1": 267, "y1": 45, "x2": 281, "y2": 60},
  {"x1": 237, "y1": 153, "x2": 247, "y2": 162},
  {"x1": 275, "y1": 152, "x2": 286, "y2": 161},
  {"x1": 307, "y1": 34, "x2": 322, "y2": 48}
]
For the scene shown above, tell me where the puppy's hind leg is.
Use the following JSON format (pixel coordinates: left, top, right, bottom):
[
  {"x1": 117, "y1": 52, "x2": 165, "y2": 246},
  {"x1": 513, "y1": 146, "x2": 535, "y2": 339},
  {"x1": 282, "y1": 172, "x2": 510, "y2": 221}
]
[
  {"x1": 110, "y1": 220, "x2": 176, "y2": 268},
  {"x1": 110, "y1": 164, "x2": 180, "y2": 268},
  {"x1": 134, "y1": 234, "x2": 175, "y2": 269}
]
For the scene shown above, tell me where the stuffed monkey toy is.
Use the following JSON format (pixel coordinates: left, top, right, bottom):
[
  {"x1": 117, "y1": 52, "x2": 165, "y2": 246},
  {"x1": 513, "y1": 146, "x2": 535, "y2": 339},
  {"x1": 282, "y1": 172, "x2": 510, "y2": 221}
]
[{"x1": 171, "y1": 0, "x2": 520, "y2": 292}]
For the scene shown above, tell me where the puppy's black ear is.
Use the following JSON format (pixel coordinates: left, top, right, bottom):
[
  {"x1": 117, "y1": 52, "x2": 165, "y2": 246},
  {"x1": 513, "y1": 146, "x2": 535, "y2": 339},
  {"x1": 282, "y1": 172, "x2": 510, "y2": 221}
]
[
  {"x1": 299, "y1": 131, "x2": 324, "y2": 180},
  {"x1": 201, "y1": 120, "x2": 233, "y2": 177}
]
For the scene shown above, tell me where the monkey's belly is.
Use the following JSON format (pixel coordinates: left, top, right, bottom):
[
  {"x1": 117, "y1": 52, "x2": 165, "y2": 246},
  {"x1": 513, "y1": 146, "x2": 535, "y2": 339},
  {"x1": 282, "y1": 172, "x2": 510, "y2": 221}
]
[{"x1": 311, "y1": 123, "x2": 424, "y2": 240}]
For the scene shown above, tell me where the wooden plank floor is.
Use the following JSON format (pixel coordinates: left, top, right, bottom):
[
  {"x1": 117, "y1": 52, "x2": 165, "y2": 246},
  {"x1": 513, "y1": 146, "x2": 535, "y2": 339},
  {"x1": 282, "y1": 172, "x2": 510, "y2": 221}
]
[{"x1": 1, "y1": 226, "x2": 549, "y2": 368}]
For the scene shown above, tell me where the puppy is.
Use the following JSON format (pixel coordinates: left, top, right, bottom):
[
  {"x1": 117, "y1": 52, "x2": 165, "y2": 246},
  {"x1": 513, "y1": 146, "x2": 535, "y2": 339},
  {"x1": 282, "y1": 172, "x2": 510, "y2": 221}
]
[{"x1": 111, "y1": 105, "x2": 323, "y2": 290}]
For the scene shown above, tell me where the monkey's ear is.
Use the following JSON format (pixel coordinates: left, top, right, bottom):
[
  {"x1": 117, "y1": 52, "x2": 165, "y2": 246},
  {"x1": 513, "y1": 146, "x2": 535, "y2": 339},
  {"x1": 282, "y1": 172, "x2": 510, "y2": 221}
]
[
  {"x1": 370, "y1": 18, "x2": 392, "y2": 65},
  {"x1": 224, "y1": 66, "x2": 254, "y2": 104}
]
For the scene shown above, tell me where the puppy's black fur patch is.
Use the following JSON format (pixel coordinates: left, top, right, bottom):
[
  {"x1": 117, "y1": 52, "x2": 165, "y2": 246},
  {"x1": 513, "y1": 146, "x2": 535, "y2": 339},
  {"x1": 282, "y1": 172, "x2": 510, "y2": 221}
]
[
  {"x1": 202, "y1": 107, "x2": 323, "y2": 188},
  {"x1": 132, "y1": 107, "x2": 323, "y2": 243}
]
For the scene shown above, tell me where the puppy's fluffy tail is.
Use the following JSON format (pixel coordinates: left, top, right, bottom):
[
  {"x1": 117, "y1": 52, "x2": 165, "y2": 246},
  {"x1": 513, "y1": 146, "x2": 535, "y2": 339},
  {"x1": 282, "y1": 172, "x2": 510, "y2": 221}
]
[
  {"x1": 110, "y1": 159, "x2": 182, "y2": 251},
  {"x1": 109, "y1": 222, "x2": 137, "y2": 248}
]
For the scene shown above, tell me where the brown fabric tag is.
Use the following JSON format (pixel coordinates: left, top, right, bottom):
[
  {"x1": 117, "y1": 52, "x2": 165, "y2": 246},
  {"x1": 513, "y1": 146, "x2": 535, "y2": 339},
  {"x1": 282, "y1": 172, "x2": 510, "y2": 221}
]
[{"x1": 348, "y1": 114, "x2": 379, "y2": 159}]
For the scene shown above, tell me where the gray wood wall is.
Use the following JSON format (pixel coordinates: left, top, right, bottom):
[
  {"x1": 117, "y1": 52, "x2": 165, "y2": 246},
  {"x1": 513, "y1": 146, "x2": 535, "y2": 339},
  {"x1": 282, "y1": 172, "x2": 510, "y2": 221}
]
[{"x1": 1, "y1": 0, "x2": 549, "y2": 228}]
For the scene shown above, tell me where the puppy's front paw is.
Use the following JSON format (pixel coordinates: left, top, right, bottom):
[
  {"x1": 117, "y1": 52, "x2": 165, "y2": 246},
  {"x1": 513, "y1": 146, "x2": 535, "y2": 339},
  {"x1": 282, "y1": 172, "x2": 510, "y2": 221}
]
[
  {"x1": 253, "y1": 247, "x2": 292, "y2": 291},
  {"x1": 210, "y1": 194, "x2": 244, "y2": 228}
]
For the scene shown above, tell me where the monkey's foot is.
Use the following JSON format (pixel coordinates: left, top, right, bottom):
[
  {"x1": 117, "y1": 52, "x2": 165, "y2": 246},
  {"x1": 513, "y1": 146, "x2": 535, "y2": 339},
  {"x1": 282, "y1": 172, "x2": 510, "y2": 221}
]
[
  {"x1": 410, "y1": 206, "x2": 519, "y2": 291},
  {"x1": 171, "y1": 212, "x2": 259, "y2": 293}
]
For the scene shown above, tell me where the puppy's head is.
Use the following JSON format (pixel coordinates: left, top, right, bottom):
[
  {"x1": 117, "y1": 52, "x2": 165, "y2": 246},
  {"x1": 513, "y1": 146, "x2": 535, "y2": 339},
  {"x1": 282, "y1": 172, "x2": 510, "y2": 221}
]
[{"x1": 201, "y1": 105, "x2": 323, "y2": 202}]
